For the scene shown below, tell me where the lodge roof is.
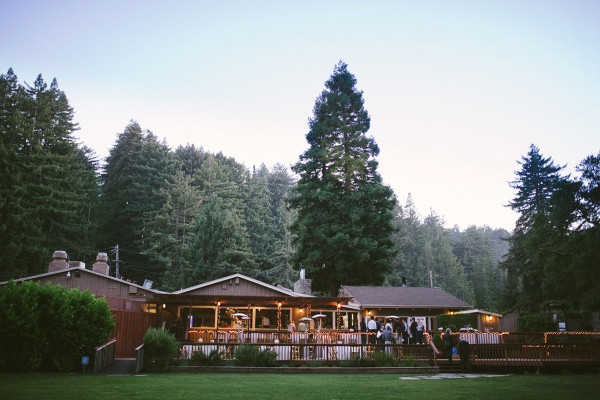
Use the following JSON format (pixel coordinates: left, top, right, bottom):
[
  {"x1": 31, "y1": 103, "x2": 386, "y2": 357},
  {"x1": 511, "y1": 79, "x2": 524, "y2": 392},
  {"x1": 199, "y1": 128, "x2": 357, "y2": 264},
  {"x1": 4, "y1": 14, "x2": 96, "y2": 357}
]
[
  {"x1": 173, "y1": 273, "x2": 312, "y2": 298},
  {"x1": 0, "y1": 266, "x2": 165, "y2": 295},
  {"x1": 340, "y1": 285, "x2": 471, "y2": 309},
  {"x1": 455, "y1": 309, "x2": 503, "y2": 317}
]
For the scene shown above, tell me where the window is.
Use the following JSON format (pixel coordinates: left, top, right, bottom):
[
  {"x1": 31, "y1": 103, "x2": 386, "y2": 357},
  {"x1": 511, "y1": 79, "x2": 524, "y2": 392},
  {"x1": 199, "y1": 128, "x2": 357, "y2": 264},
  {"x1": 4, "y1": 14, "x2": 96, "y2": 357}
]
[
  {"x1": 254, "y1": 308, "x2": 291, "y2": 329},
  {"x1": 180, "y1": 307, "x2": 216, "y2": 328}
]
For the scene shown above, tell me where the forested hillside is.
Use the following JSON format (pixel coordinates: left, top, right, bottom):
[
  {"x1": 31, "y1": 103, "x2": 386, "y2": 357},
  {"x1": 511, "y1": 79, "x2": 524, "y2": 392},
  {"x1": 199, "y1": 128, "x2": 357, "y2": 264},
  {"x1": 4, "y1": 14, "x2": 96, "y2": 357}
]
[{"x1": 5, "y1": 68, "x2": 596, "y2": 313}]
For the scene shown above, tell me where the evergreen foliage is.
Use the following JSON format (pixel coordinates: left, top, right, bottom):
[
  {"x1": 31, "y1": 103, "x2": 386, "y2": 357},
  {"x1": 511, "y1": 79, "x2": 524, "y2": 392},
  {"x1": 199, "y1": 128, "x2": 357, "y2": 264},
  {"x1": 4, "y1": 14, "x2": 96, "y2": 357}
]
[
  {"x1": 98, "y1": 121, "x2": 176, "y2": 284},
  {"x1": 233, "y1": 344, "x2": 278, "y2": 367},
  {"x1": 0, "y1": 69, "x2": 100, "y2": 279},
  {"x1": 290, "y1": 61, "x2": 396, "y2": 295},
  {"x1": 0, "y1": 280, "x2": 114, "y2": 372},
  {"x1": 142, "y1": 327, "x2": 179, "y2": 372},
  {"x1": 501, "y1": 145, "x2": 600, "y2": 312}
]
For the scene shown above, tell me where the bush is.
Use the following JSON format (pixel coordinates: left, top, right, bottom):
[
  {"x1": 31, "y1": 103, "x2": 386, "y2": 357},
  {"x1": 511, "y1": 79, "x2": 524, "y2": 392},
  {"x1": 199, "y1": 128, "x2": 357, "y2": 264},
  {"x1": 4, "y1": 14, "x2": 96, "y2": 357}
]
[
  {"x1": 437, "y1": 313, "x2": 477, "y2": 331},
  {"x1": 432, "y1": 333, "x2": 443, "y2": 349},
  {"x1": 401, "y1": 354, "x2": 415, "y2": 367},
  {"x1": 0, "y1": 281, "x2": 114, "y2": 372},
  {"x1": 372, "y1": 351, "x2": 398, "y2": 367},
  {"x1": 518, "y1": 313, "x2": 554, "y2": 332},
  {"x1": 234, "y1": 345, "x2": 278, "y2": 367},
  {"x1": 192, "y1": 349, "x2": 224, "y2": 366},
  {"x1": 340, "y1": 354, "x2": 372, "y2": 367},
  {"x1": 143, "y1": 327, "x2": 179, "y2": 372}
]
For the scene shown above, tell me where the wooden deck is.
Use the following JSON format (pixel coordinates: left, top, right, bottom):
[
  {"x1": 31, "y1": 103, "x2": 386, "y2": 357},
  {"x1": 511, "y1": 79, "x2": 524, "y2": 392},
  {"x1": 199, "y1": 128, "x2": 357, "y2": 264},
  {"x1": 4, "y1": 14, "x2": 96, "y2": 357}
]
[{"x1": 177, "y1": 332, "x2": 600, "y2": 369}]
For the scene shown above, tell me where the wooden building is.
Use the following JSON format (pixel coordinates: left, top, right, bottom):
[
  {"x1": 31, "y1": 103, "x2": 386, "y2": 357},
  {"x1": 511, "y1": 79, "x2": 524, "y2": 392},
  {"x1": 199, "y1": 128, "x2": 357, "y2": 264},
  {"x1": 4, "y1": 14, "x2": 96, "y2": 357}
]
[
  {"x1": 2, "y1": 251, "x2": 480, "y2": 357},
  {"x1": 454, "y1": 309, "x2": 503, "y2": 332},
  {"x1": 1, "y1": 251, "x2": 162, "y2": 357},
  {"x1": 339, "y1": 285, "x2": 472, "y2": 332}
]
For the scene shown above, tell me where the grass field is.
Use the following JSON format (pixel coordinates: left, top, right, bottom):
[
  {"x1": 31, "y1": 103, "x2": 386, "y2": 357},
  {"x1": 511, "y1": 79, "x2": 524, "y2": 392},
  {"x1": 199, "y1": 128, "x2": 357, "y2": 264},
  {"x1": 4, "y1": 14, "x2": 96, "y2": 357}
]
[{"x1": 1, "y1": 373, "x2": 598, "y2": 400}]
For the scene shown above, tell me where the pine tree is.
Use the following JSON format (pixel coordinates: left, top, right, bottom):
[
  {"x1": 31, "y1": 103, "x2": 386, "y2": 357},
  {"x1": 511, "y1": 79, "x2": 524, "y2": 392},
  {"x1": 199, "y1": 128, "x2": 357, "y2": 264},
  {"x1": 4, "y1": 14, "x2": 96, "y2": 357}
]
[
  {"x1": 0, "y1": 70, "x2": 99, "y2": 277},
  {"x1": 290, "y1": 61, "x2": 396, "y2": 295},
  {"x1": 99, "y1": 121, "x2": 175, "y2": 283},
  {"x1": 501, "y1": 145, "x2": 566, "y2": 311},
  {"x1": 143, "y1": 168, "x2": 202, "y2": 291},
  {"x1": 189, "y1": 194, "x2": 256, "y2": 284},
  {"x1": 245, "y1": 164, "x2": 276, "y2": 277}
]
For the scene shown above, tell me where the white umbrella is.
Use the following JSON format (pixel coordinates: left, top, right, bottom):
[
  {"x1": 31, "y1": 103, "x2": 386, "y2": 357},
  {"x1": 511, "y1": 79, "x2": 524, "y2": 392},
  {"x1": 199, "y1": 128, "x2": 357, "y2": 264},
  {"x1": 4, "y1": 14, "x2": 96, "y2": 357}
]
[
  {"x1": 385, "y1": 315, "x2": 400, "y2": 319},
  {"x1": 231, "y1": 313, "x2": 248, "y2": 342},
  {"x1": 299, "y1": 317, "x2": 313, "y2": 332},
  {"x1": 312, "y1": 314, "x2": 327, "y2": 336}
]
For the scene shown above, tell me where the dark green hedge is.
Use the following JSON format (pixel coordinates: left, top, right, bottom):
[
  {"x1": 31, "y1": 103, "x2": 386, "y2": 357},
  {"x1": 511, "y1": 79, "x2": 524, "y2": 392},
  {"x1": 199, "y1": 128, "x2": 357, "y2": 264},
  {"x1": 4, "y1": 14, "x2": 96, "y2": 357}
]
[
  {"x1": 143, "y1": 327, "x2": 180, "y2": 371},
  {"x1": 437, "y1": 313, "x2": 477, "y2": 331},
  {"x1": 0, "y1": 280, "x2": 115, "y2": 372},
  {"x1": 517, "y1": 313, "x2": 555, "y2": 332}
]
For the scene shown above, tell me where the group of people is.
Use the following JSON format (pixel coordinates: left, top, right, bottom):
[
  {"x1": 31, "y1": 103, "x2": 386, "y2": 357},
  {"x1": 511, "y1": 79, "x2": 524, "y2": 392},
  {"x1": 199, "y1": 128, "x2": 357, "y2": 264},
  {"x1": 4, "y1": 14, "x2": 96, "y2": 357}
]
[
  {"x1": 361, "y1": 316, "x2": 426, "y2": 345},
  {"x1": 443, "y1": 327, "x2": 472, "y2": 372}
]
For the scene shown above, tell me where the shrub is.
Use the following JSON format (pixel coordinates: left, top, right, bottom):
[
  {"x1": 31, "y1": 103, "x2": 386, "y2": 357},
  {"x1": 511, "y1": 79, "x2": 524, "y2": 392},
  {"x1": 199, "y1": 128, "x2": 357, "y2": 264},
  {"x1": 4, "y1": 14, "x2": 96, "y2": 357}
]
[
  {"x1": 372, "y1": 351, "x2": 398, "y2": 367},
  {"x1": 143, "y1": 327, "x2": 179, "y2": 372},
  {"x1": 306, "y1": 361, "x2": 324, "y2": 367},
  {"x1": 437, "y1": 313, "x2": 477, "y2": 331},
  {"x1": 401, "y1": 353, "x2": 415, "y2": 367},
  {"x1": 192, "y1": 349, "x2": 224, "y2": 366},
  {"x1": 0, "y1": 281, "x2": 115, "y2": 372},
  {"x1": 518, "y1": 313, "x2": 554, "y2": 332},
  {"x1": 234, "y1": 344, "x2": 278, "y2": 367},
  {"x1": 432, "y1": 333, "x2": 443, "y2": 350},
  {"x1": 340, "y1": 354, "x2": 372, "y2": 367}
]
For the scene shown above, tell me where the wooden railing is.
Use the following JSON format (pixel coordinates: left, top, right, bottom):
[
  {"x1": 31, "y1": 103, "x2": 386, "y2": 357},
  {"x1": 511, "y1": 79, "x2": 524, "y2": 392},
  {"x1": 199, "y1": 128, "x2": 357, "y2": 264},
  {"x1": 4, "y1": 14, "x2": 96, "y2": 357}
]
[
  {"x1": 457, "y1": 332, "x2": 600, "y2": 346},
  {"x1": 187, "y1": 330, "x2": 369, "y2": 344},
  {"x1": 94, "y1": 338, "x2": 116, "y2": 373},
  {"x1": 135, "y1": 344, "x2": 145, "y2": 374},
  {"x1": 470, "y1": 343, "x2": 600, "y2": 367},
  {"x1": 186, "y1": 330, "x2": 430, "y2": 345},
  {"x1": 179, "y1": 342, "x2": 434, "y2": 364}
]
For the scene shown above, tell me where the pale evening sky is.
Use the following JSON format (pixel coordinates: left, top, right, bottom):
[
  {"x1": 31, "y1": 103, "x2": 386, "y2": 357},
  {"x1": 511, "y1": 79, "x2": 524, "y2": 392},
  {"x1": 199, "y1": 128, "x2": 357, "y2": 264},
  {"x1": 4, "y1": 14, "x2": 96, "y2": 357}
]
[{"x1": 2, "y1": 0, "x2": 599, "y2": 231}]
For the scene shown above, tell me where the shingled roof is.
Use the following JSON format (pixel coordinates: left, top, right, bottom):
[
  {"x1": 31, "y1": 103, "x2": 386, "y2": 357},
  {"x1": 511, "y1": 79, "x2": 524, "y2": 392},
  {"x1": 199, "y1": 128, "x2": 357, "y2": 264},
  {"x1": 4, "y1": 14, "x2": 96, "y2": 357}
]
[{"x1": 340, "y1": 285, "x2": 471, "y2": 309}]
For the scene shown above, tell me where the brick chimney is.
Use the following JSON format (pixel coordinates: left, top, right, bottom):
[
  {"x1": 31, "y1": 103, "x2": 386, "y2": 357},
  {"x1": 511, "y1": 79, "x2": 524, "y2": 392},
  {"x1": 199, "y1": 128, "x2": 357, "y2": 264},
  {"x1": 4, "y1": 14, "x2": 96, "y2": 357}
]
[
  {"x1": 48, "y1": 250, "x2": 69, "y2": 272},
  {"x1": 293, "y1": 268, "x2": 312, "y2": 295},
  {"x1": 92, "y1": 252, "x2": 109, "y2": 275}
]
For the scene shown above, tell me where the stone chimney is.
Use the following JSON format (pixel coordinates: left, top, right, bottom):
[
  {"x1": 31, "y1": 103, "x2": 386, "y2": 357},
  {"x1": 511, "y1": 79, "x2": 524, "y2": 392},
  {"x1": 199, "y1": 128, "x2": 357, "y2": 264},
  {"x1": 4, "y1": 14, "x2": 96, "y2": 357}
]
[
  {"x1": 92, "y1": 252, "x2": 109, "y2": 275},
  {"x1": 293, "y1": 268, "x2": 312, "y2": 295},
  {"x1": 48, "y1": 251, "x2": 69, "y2": 272}
]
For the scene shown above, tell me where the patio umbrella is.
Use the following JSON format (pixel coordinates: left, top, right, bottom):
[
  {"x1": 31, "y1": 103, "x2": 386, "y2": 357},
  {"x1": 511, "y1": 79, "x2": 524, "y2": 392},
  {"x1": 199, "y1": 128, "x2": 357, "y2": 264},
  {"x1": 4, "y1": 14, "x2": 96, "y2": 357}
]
[
  {"x1": 385, "y1": 315, "x2": 400, "y2": 319},
  {"x1": 312, "y1": 314, "x2": 327, "y2": 336},
  {"x1": 231, "y1": 313, "x2": 248, "y2": 342},
  {"x1": 299, "y1": 317, "x2": 313, "y2": 333}
]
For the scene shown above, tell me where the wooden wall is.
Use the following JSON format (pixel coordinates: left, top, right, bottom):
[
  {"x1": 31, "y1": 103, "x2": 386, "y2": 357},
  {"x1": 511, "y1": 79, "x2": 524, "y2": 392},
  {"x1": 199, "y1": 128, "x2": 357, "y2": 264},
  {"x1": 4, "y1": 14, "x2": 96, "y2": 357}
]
[
  {"x1": 111, "y1": 310, "x2": 158, "y2": 358},
  {"x1": 34, "y1": 269, "x2": 158, "y2": 300},
  {"x1": 185, "y1": 277, "x2": 284, "y2": 297}
]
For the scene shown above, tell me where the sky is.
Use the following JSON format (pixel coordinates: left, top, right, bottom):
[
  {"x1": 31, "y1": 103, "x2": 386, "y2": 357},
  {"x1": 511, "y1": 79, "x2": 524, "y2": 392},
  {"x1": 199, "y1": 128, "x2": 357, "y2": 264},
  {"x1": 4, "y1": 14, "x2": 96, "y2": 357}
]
[{"x1": 2, "y1": 0, "x2": 599, "y2": 231}]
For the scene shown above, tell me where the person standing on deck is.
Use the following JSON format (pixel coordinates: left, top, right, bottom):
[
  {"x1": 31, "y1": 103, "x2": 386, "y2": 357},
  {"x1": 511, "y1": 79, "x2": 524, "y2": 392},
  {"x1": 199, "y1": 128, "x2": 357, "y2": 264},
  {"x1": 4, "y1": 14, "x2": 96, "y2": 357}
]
[
  {"x1": 443, "y1": 328, "x2": 454, "y2": 364},
  {"x1": 367, "y1": 316, "x2": 378, "y2": 344}
]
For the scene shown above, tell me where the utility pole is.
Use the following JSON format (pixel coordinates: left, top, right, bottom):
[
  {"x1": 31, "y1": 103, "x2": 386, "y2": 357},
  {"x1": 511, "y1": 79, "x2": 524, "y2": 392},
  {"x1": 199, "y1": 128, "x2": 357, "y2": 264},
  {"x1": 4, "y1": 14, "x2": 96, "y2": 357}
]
[
  {"x1": 429, "y1": 269, "x2": 433, "y2": 288},
  {"x1": 115, "y1": 244, "x2": 120, "y2": 279}
]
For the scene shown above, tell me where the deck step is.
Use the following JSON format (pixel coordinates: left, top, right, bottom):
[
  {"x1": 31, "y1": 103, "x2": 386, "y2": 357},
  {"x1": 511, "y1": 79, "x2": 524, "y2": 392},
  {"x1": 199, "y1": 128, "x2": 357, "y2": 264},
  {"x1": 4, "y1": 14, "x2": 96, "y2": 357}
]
[{"x1": 99, "y1": 359, "x2": 136, "y2": 375}]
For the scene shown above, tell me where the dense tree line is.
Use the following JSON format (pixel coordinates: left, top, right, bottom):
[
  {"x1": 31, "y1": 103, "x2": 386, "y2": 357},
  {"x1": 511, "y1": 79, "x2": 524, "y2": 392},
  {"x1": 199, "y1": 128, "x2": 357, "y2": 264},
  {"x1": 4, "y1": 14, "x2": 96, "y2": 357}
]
[
  {"x1": 501, "y1": 145, "x2": 600, "y2": 312},
  {"x1": 9, "y1": 67, "x2": 597, "y2": 315},
  {"x1": 0, "y1": 69, "x2": 99, "y2": 278}
]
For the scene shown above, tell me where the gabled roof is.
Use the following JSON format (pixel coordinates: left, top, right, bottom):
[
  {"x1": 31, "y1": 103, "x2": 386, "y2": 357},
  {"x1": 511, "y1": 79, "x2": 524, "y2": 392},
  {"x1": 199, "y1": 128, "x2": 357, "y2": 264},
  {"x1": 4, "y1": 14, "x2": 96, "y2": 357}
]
[
  {"x1": 455, "y1": 309, "x2": 503, "y2": 317},
  {"x1": 0, "y1": 266, "x2": 165, "y2": 294},
  {"x1": 173, "y1": 273, "x2": 311, "y2": 297},
  {"x1": 340, "y1": 285, "x2": 471, "y2": 309}
]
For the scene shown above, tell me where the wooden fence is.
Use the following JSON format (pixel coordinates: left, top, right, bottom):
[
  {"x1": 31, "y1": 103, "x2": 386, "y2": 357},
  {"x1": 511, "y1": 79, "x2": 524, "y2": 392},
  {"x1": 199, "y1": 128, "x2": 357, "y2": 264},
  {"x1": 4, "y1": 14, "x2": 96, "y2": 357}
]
[
  {"x1": 176, "y1": 332, "x2": 600, "y2": 369},
  {"x1": 179, "y1": 342, "x2": 434, "y2": 364},
  {"x1": 94, "y1": 338, "x2": 116, "y2": 372},
  {"x1": 470, "y1": 343, "x2": 600, "y2": 367},
  {"x1": 111, "y1": 310, "x2": 158, "y2": 358}
]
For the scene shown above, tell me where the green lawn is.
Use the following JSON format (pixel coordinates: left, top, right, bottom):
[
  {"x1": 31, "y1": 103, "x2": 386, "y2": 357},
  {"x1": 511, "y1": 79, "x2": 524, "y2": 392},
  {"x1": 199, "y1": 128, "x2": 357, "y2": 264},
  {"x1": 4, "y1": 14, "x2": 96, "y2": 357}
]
[{"x1": 1, "y1": 373, "x2": 598, "y2": 400}]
